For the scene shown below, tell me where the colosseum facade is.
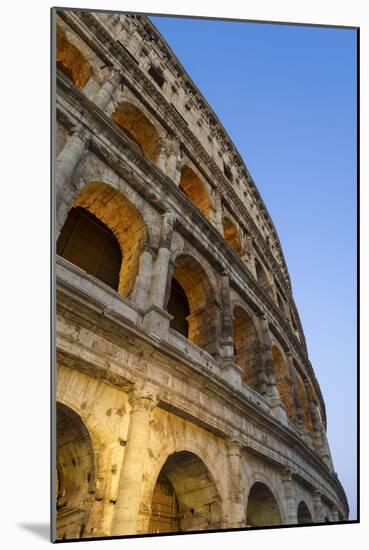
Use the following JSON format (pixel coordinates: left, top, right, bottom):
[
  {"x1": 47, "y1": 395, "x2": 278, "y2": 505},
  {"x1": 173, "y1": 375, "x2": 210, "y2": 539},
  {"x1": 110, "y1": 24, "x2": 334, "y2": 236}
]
[{"x1": 52, "y1": 8, "x2": 349, "y2": 541}]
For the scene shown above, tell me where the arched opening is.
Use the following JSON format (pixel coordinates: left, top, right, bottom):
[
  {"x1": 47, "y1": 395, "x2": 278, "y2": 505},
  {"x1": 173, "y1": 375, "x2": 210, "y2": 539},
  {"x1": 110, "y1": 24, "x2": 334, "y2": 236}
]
[
  {"x1": 297, "y1": 501, "x2": 313, "y2": 524},
  {"x1": 272, "y1": 346, "x2": 295, "y2": 421},
  {"x1": 294, "y1": 371, "x2": 314, "y2": 437},
  {"x1": 148, "y1": 451, "x2": 222, "y2": 533},
  {"x1": 223, "y1": 217, "x2": 243, "y2": 255},
  {"x1": 255, "y1": 258, "x2": 269, "y2": 290},
  {"x1": 56, "y1": 403, "x2": 95, "y2": 540},
  {"x1": 167, "y1": 278, "x2": 190, "y2": 338},
  {"x1": 57, "y1": 181, "x2": 146, "y2": 297},
  {"x1": 246, "y1": 482, "x2": 282, "y2": 527},
  {"x1": 179, "y1": 166, "x2": 211, "y2": 219},
  {"x1": 233, "y1": 306, "x2": 261, "y2": 393},
  {"x1": 57, "y1": 206, "x2": 122, "y2": 291},
  {"x1": 112, "y1": 102, "x2": 161, "y2": 162},
  {"x1": 56, "y1": 25, "x2": 91, "y2": 89},
  {"x1": 167, "y1": 255, "x2": 216, "y2": 354}
]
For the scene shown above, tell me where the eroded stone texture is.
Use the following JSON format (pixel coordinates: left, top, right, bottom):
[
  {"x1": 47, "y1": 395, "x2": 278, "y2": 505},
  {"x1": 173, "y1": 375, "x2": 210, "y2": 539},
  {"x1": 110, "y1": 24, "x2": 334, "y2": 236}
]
[{"x1": 54, "y1": 8, "x2": 349, "y2": 541}]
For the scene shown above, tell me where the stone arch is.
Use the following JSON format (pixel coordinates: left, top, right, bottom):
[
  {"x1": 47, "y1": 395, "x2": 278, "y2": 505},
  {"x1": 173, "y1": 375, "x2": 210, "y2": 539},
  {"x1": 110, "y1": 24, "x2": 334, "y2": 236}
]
[
  {"x1": 142, "y1": 435, "x2": 228, "y2": 530},
  {"x1": 112, "y1": 102, "x2": 161, "y2": 161},
  {"x1": 167, "y1": 254, "x2": 217, "y2": 355},
  {"x1": 272, "y1": 345, "x2": 295, "y2": 422},
  {"x1": 294, "y1": 370, "x2": 314, "y2": 437},
  {"x1": 246, "y1": 480, "x2": 283, "y2": 527},
  {"x1": 57, "y1": 206, "x2": 123, "y2": 291},
  {"x1": 223, "y1": 217, "x2": 243, "y2": 255},
  {"x1": 179, "y1": 165, "x2": 211, "y2": 219},
  {"x1": 57, "y1": 180, "x2": 147, "y2": 297},
  {"x1": 254, "y1": 257, "x2": 269, "y2": 290},
  {"x1": 232, "y1": 305, "x2": 261, "y2": 392},
  {"x1": 56, "y1": 402, "x2": 96, "y2": 540},
  {"x1": 148, "y1": 450, "x2": 223, "y2": 533},
  {"x1": 56, "y1": 24, "x2": 91, "y2": 89},
  {"x1": 297, "y1": 500, "x2": 314, "y2": 524}
]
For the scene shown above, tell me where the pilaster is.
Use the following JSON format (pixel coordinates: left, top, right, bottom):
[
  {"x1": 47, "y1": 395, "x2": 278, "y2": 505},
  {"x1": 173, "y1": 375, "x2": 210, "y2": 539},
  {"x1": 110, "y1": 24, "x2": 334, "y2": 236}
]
[{"x1": 110, "y1": 386, "x2": 158, "y2": 536}]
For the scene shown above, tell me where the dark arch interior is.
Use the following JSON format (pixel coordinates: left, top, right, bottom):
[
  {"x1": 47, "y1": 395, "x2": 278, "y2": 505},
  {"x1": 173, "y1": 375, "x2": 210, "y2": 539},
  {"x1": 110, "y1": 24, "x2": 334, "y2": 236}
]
[
  {"x1": 56, "y1": 25, "x2": 91, "y2": 89},
  {"x1": 233, "y1": 307, "x2": 263, "y2": 394},
  {"x1": 246, "y1": 482, "x2": 282, "y2": 527},
  {"x1": 167, "y1": 278, "x2": 190, "y2": 338},
  {"x1": 297, "y1": 501, "x2": 313, "y2": 524},
  {"x1": 255, "y1": 258, "x2": 268, "y2": 289},
  {"x1": 167, "y1": 256, "x2": 216, "y2": 354},
  {"x1": 112, "y1": 102, "x2": 160, "y2": 161},
  {"x1": 149, "y1": 451, "x2": 222, "y2": 534},
  {"x1": 223, "y1": 217, "x2": 243, "y2": 255},
  {"x1": 56, "y1": 403, "x2": 95, "y2": 540},
  {"x1": 57, "y1": 206, "x2": 122, "y2": 291},
  {"x1": 179, "y1": 166, "x2": 211, "y2": 219}
]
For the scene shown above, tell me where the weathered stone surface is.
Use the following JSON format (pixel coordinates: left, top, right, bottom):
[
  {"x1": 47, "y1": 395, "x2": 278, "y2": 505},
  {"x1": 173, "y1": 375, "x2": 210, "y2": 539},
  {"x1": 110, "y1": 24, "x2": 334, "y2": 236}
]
[{"x1": 53, "y1": 8, "x2": 348, "y2": 541}]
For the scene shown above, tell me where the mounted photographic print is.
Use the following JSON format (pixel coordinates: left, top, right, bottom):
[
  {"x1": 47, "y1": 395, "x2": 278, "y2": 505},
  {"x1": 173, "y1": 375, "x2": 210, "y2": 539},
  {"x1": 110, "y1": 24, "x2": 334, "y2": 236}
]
[{"x1": 51, "y1": 5, "x2": 358, "y2": 542}]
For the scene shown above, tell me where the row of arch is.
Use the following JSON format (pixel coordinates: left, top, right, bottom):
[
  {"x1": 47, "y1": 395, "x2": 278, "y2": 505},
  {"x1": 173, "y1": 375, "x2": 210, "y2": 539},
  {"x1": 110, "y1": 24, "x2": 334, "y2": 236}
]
[
  {"x1": 56, "y1": 179, "x2": 318, "y2": 441},
  {"x1": 56, "y1": 402, "x2": 323, "y2": 539},
  {"x1": 56, "y1": 23, "x2": 296, "y2": 330}
]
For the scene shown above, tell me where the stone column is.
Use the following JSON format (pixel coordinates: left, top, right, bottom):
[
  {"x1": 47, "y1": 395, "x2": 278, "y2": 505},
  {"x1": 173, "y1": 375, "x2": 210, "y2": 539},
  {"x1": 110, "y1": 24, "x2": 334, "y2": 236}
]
[
  {"x1": 241, "y1": 235, "x2": 256, "y2": 277},
  {"x1": 219, "y1": 273, "x2": 242, "y2": 389},
  {"x1": 92, "y1": 69, "x2": 122, "y2": 110},
  {"x1": 143, "y1": 212, "x2": 176, "y2": 338},
  {"x1": 260, "y1": 316, "x2": 288, "y2": 425},
  {"x1": 156, "y1": 135, "x2": 182, "y2": 183},
  {"x1": 312, "y1": 490, "x2": 323, "y2": 523},
  {"x1": 220, "y1": 271, "x2": 233, "y2": 352},
  {"x1": 210, "y1": 189, "x2": 224, "y2": 234},
  {"x1": 55, "y1": 126, "x2": 90, "y2": 235},
  {"x1": 150, "y1": 212, "x2": 176, "y2": 308},
  {"x1": 163, "y1": 259, "x2": 176, "y2": 310},
  {"x1": 281, "y1": 469, "x2": 297, "y2": 524},
  {"x1": 156, "y1": 138, "x2": 169, "y2": 173},
  {"x1": 331, "y1": 506, "x2": 340, "y2": 522},
  {"x1": 111, "y1": 386, "x2": 157, "y2": 536},
  {"x1": 318, "y1": 423, "x2": 334, "y2": 471},
  {"x1": 167, "y1": 138, "x2": 182, "y2": 184},
  {"x1": 226, "y1": 439, "x2": 246, "y2": 528},
  {"x1": 131, "y1": 243, "x2": 155, "y2": 310}
]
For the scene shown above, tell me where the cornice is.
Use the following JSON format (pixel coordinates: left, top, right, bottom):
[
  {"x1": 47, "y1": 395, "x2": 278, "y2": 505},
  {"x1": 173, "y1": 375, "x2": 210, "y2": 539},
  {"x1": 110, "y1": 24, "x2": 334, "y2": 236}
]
[
  {"x1": 56, "y1": 72, "x2": 326, "y2": 426},
  {"x1": 55, "y1": 269, "x2": 348, "y2": 514},
  {"x1": 57, "y1": 10, "x2": 299, "y2": 318}
]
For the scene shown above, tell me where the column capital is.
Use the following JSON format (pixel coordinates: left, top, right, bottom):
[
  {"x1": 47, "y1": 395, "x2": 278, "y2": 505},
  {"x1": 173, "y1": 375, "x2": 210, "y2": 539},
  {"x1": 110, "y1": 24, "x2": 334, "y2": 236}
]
[
  {"x1": 143, "y1": 241, "x2": 156, "y2": 256},
  {"x1": 162, "y1": 210, "x2": 176, "y2": 227},
  {"x1": 281, "y1": 468, "x2": 294, "y2": 483},
  {"x1": 128, "y1": 386, "x2": 158, "y2": 413},
  {"x1": 107, "y1": 67, "x2": 122, "y2": 86},
  {"x1": 225, "y1": 438, "x2": 243, "y2": 456},
  {"x1": 74, "y1": 124, "x2": 91, "y2": 144},
  {"x1": 159, "y1": 211, "x2": 176, "y2": 248}
]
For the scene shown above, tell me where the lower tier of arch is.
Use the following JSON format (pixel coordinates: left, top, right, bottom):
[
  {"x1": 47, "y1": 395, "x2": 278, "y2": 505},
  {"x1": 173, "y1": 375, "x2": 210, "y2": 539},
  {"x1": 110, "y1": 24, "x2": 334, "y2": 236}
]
[{"x1": 54, "y1": 362, "x2": 347, "y2": 540}]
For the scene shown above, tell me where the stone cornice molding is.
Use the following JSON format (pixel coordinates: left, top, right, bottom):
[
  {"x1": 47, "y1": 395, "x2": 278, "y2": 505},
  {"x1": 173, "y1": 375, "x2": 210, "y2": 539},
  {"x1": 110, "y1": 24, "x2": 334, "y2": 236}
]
[
  {"x1": 56, "y1": 10, "x2": 297, "y2": 309},
  {"x1": 56, "y1": 273, "x2": 348, "y2": 514},
  {"x1": 55, "y1": 74, "x2": 326, "y2": 425}
]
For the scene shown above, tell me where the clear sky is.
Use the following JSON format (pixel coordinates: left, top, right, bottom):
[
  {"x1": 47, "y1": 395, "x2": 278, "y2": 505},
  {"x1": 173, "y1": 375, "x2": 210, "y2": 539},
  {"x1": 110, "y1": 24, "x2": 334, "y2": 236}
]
[{"x1": 150, "y1": 15, "x2": 357, "y2": 519}]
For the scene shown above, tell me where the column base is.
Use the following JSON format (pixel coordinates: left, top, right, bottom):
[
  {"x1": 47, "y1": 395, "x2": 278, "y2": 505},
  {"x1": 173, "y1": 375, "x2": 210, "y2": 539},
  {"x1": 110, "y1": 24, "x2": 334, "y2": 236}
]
[
  {"x1": 220, "y1": 359, "x2": 243, "y2": 391},
  {"x1": 270, "y1": 398, "x2": 289, "y2": 426},
  {"x1": 142, "y1": 305, "x2": 173, "y2": 340}
]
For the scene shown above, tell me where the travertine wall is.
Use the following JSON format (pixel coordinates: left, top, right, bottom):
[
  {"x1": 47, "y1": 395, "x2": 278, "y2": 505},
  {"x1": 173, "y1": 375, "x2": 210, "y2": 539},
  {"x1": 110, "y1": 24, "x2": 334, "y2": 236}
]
[{"x1": 53, "y1": 8, "x2": 348, "y2": 541}]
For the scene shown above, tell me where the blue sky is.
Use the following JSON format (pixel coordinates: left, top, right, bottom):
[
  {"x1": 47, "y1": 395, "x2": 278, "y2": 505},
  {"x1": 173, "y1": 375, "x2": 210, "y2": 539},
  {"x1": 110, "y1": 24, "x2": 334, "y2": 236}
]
[{"x1": 150, "y1": 15, "x2": 357, "y2": 519}]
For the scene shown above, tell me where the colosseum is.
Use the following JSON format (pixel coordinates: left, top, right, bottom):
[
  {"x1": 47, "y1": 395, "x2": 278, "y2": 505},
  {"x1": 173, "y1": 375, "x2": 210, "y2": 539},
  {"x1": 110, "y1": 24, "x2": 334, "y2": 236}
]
[{"x1": 53, "y1": 8, "x2": 349, "y2": 541}]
